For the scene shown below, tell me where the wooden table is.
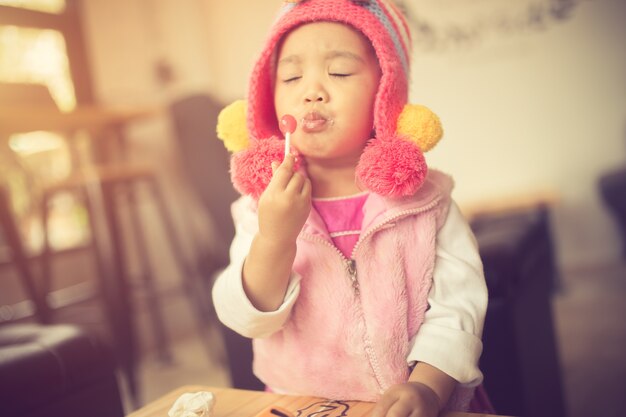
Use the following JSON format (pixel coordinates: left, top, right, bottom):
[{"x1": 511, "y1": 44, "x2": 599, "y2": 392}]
[
  {"x1": 459, "y1": 190, "x2": 559, "y2": 221},
  {"x1": 127, "y1": 386, "x2": 511, "y2": 417},
  {"x1": 0, "y1": 105, "x2": 159, "y2": 136},
  {"x1": 0, "y1": 105, "x2": 161, "y2": 165}
]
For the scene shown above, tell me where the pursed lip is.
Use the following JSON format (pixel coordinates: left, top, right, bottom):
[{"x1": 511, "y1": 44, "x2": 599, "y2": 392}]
[{"x1": 301, "y1": 111, "x2": 332, "y2": 133}]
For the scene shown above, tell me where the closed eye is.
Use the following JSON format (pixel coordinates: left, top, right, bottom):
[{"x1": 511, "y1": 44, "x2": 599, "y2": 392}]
[
  {"x1": 330, "y1": 73, "x2": 352, "y2": 78},
  {"x1": 282, "y1": 76, "x2": 301, "y2": 83}
]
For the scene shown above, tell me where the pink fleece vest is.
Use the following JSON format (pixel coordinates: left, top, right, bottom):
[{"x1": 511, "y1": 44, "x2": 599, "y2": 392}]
[{"x1": 252, "y1": 171, "x2": 472, "y2": 410}]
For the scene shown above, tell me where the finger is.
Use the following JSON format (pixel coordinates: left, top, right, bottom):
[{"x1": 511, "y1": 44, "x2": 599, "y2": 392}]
[
  {"x1": 270, "y1": 156, "x2": 296, "y2": 188},
  {"x1": 300, "y1": 177, "x2": 312, "y2": 198},
  {"x1": 282, "y1": 153, "x2": 295, "y2": 170},
  {"x1": 285, "y1": 171, "x2": 306, "y2": 194},
  {"x1": 385, "y1": 401, "x2": 413, "y2": 417},
  {"x1": 371, "y1": 397, "x2": 397, "y2": 417},
  {"x1": 408, "y1": 409, "x2": 422, "y2": 417}
]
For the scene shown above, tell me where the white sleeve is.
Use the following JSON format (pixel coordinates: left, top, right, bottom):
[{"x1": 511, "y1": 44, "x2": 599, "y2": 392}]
[
  {"x1": 211, "y1": 197, "x2": 301, "y2": 339},
  {"x1": 407, "y1": 200, "x2": 488, "y2": 387}
]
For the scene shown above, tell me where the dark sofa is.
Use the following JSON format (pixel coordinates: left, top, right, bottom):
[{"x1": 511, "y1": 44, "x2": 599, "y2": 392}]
[
  {"x1": 471, "y1": 205, "x2": 567, "y2": 417},
  {"x1": 599, "y1": 166, "x2": 626, "y2": 257},
  {"x1": 0, "y1": 323, "x2": 125, "y2": 417}
]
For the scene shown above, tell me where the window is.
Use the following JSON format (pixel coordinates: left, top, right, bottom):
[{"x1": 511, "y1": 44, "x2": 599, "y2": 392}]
[
  {"x1": 0, "y1": 0, "x2": 92, "y2": 253},
  {"x1": 0, "y1": 0, "x2": 65, "y2": 14},
  {"x1": 0, "y1": 24, "x2": 76, "y2": 111}
]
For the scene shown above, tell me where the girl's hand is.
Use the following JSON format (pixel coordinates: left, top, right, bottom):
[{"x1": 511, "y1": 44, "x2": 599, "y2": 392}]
[
  {"x1": 257, "y1": 154, "x2": 311, "y2": 246},
  {"x1": 372, "y1": 382, "x2": 441, "y2": 417}
]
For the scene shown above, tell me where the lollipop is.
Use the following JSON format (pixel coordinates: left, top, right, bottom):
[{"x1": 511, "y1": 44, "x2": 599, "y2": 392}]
[{"x1": 279, "y1": 114, "x2": 297, "y2": 159}]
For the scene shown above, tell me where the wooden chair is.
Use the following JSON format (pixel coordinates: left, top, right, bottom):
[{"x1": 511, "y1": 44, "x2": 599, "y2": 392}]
[
  {"x1": 169, "y1": 94, "x2": 264, "y2": 390},
  {"x1": 599, "y1": 166, "x2": 626, "y2": 257},
  {"x1": 0, "y1": 184, "x2": 51, "y2": 321},
  {"x1": 471, "y1": 205, "x2": 566, "y2": 417}
]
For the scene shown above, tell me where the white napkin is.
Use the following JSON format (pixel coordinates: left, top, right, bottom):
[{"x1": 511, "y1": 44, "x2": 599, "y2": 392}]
[{"x1": 168, "y1": 391, "x2": 216, "y2": 417}]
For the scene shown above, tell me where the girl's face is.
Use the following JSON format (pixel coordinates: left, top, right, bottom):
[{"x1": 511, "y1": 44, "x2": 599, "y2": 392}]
[{"x1": 274, "y1": 22, "x2": 381, "y2": 166}]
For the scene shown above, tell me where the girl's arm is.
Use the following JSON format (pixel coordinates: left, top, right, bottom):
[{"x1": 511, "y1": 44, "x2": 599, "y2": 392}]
[
  {"x1": 212, "y1": 205, "x2": 302, "y2": 338},
  {"x1": 407, "y1": 362, "x2": 457, "y2": 411},
  {"x1": 242, "y1": 155, "x2": 311, "y2": 312},
  {"x1": 213, "y1": 155, "x2": 310, "y2": 336}
]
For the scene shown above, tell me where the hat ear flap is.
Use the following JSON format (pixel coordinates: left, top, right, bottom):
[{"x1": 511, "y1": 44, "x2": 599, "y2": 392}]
[
  {"x1": 356, "y1": 134, "x2": 427, "y2": 198},
  {"x1": 396, "y1": 104, "x2": 443, "y2": 152},
  {"x1": 216, "y1": 100, "x2": 250, "y2": 152}
]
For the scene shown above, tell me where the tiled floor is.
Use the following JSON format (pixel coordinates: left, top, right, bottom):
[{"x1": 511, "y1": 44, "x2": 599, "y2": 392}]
[
  {"x1": 128, "y1": 330, "x2": 230, "y2": 409},
  {"x1": 121, "y1": 260, "x2": 626, "y2": 417},
  {"x1": 114, "y1": 285, "x2": 231, "y2": 412}
]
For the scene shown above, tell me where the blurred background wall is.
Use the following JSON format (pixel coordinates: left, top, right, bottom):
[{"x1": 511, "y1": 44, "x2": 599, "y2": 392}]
[{"x1": 79, "y1": 0, "x2": 626, "y2": 272}]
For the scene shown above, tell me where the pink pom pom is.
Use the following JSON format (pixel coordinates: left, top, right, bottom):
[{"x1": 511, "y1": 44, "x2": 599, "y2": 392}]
[
  {"x1": 356, "y1": 136, "x2": 427, "y2": 197},
  {"x1": 230, "y1": 137, "x2": 300, "y2": 199}
]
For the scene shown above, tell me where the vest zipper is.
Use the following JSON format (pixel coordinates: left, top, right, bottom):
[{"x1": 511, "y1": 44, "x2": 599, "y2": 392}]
[
  {"x1": 346, "y1": 259, "x2": 359, "y2": 296},
  {"x1": 299, "y1": 234, "x2": 386, "y2": 390}
]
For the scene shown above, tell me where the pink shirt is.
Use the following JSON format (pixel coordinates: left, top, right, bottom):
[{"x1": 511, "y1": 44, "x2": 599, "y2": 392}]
[{"x1": 311, "y1": 192, "x2": 369, "y2": 259}]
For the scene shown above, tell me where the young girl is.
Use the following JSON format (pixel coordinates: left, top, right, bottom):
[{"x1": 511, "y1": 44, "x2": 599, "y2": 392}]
[{"x1": 212, "y1": 1, "x2": 489, "y2": 416}]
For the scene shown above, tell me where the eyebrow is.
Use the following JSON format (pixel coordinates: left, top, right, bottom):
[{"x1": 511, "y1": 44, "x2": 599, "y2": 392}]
[
  {"x1": 277, "y1": 55, "x2": 300, "y2": 66},
  {"x1": 277, "y1": 50, "x2": 365, "y2": 66},
  {"x1": 326, "y1": 50, "x2": 365, "y2": 63}
]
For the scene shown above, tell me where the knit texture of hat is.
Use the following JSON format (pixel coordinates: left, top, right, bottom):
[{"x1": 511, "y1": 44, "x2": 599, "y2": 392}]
[{"x1": 218, "y1": 0, "x2": 443, "y2": 199}]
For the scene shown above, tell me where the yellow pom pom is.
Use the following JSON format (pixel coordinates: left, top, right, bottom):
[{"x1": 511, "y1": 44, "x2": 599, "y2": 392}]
[
  {"x1": 216, "y1": 100, "x2": 249, "y2": 152},
  {"x1": 396, "y1": 104, "x2": 443, "y2": 152}
]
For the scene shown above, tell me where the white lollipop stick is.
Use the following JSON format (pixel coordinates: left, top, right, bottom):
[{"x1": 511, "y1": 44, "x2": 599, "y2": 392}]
[{"x1": 285, "y1": 131, "x2": 291, "y2": 157}]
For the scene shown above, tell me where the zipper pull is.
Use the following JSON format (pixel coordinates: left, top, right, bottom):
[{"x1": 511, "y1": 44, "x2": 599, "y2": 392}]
[{"x1": 346, "y1": 259, "x2": 360, "y2": 296}]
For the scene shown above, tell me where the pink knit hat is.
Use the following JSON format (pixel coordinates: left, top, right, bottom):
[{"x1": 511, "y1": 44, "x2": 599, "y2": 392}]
[{"x1": 216, "y1": 0, "x2": 443, "y2": 199}]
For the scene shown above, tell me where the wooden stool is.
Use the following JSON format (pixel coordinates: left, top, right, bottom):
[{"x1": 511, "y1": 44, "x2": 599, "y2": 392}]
[
  {"x1": 0, "y1": 185, "x2": 51, "y2": 322},
  {"x1": 38, "y1": 163, "x2": 212, "y2": 407}
]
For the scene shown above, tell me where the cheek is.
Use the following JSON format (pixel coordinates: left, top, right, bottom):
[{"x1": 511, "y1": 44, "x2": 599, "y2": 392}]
[
  {"x1": 344, "y1": 121, "x2": 374, "y2": 144},
  {"x1": 274, "y1": 91, "x2": 301, "y2": 126},
  {"x1": 348, "y1": 91, "x2": 376, "y2": 131},
  {"x1": 352, "y1": 81, "x2": 377, "y2": 110},
  {"x1": 274, "y1": 86, "x2": 291, "y2": 116},
  {"x1": 273, "y1": 93, "x2": 284, "y2": 119}
]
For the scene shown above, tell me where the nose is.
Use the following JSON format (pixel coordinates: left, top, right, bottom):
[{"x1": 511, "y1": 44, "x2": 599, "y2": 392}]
[{"x1": 304, "y1": 82, "x2": 328, "y2": 103}]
